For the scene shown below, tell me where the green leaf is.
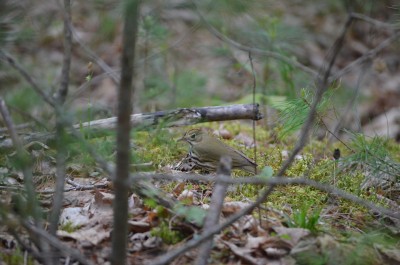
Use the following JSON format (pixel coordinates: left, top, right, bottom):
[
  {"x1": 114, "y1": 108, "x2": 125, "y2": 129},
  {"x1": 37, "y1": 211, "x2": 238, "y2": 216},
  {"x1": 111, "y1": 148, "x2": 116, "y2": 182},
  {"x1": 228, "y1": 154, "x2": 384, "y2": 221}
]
[
  {"x1": 174, "y1": 204, "x2": 206, "y2": 226},
  {"x1": 260, "y1": 166, "x2": 274, "y2": 178}
]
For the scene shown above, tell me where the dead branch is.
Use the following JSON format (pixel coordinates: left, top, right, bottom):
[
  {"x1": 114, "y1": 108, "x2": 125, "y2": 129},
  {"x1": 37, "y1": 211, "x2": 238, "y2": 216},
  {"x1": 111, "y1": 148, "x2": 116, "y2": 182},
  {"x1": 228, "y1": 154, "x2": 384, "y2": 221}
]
[
  {"x1": 76, "y1": 103, "x2": 263, "y2": 131},
  {"x1": 133, "y1": 172, "x2": 399, "y2": 219},
  {"x1": 0, "y1": 103, "x2": 263, "y2": 151},
  {"x1": 195, "y1": 157, "x2": 232, "y2": 265}
]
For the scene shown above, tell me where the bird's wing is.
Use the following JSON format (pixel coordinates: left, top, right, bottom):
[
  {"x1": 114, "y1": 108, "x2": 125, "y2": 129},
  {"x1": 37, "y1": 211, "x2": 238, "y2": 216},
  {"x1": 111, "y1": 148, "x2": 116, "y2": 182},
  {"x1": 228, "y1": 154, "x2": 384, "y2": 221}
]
[
  {"x1": 229, "y1": 146, "x2": 257, "y2": 166},
  {"x1": 210, "y1": 138, "x2": 256, "y2": 166}
]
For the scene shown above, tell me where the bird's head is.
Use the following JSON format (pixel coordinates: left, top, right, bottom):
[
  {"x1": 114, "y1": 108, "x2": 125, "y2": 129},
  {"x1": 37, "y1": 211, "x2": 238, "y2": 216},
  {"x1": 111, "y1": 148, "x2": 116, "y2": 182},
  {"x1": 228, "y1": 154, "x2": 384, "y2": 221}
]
[{"x1": 178, "y1": 129, "x2": 204, "y2": 146}]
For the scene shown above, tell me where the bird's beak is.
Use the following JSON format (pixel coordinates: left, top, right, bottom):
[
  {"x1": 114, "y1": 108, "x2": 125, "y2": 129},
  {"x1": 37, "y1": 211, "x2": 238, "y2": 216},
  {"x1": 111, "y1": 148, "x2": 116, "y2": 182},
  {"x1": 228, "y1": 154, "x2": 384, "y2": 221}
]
[{"x1": 177, "y1": 136, "x2": 185, "y2": 142}]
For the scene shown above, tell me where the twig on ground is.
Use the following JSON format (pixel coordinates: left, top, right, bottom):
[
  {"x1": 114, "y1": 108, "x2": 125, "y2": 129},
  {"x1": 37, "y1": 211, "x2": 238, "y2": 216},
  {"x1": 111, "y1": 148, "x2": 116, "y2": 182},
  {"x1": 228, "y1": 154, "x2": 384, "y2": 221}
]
[
  {"x1": 75, "y1": 103, "x2": 263, "y2": 131},
  {"x1": 0, "y1": 103, "x2": 263, "y2": 151}
]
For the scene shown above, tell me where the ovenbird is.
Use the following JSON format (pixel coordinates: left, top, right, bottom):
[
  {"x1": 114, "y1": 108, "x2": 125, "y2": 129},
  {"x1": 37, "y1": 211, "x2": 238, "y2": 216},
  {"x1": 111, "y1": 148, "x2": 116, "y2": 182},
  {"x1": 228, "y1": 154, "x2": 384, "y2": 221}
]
[{"x1": 178, "y1": 129, "x2": 257, "y2": 174}]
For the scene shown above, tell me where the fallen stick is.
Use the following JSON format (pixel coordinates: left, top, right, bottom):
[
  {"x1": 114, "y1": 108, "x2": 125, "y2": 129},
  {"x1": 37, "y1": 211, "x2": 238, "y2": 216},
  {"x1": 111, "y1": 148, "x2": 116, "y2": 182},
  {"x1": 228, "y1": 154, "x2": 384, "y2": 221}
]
[
  {"x1": 74, "y1": 103, "x2": 262, "y2": 130},
  {"x1": 0, "y1": 104, "x2": 262, "y2": 150}
]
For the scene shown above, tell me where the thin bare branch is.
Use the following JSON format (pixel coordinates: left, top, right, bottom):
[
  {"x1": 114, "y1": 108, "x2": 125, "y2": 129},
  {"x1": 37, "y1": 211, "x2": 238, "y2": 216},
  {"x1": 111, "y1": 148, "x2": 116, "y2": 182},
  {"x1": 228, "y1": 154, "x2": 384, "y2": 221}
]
[
  {"x1": 69, "y1": 23, "x2": 120, "y2": 84},
  {"x1": 249, "y1": 52, "x2": 258, "y2": 174},
  {"x1": 191, "y1": 1, "x2": 318, "y2": 77},
  {"x1": 49, "y1": 0, "x2": 73, "y2": 242},
  {"x1": 111, "y1": 1, "x2": 140, "y2": 264},
  {"x1": 278, "y1": 15, "x2": 353, "y2": 177},
  {"x1": 331, "y1": 30, "x2": 400, "y2": 80},
  {"x1": 0, "y1": 99, "x2": 42, "y2": 220},
  {"x1": 56, "y1": 0, "x2": 72, "y2": 104},
  {"x1": 23, "y1": 221, "x2": 92, "y2": 265},
  {"x1": 302, "y1": 97, "x2": 354, "y2": 152},
  {"x1": 0, "y1": 98, "x2": 52, "y2": 264},
  {"x1": 351, "y1": 12, "x2": 396, "y2": 31},
  {"x1": 195, "y1": 157, "x2": 232, "y2": 265},
  {"x1": 133, "y1": 172, "x2": 399, "y2": 219},
  {"x1": 0, "y1": 50, "x2": 56, "y2": 107},
  {"x1": 329, "y1": 69, "x2": 364, "y2": 142}
]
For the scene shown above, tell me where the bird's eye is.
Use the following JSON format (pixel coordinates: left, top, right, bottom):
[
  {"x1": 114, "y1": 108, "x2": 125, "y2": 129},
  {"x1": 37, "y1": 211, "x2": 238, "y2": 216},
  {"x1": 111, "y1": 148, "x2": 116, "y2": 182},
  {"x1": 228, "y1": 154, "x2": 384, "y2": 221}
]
[{"x1": 190, "y1": 134, "x2": 196, "y2": 139}]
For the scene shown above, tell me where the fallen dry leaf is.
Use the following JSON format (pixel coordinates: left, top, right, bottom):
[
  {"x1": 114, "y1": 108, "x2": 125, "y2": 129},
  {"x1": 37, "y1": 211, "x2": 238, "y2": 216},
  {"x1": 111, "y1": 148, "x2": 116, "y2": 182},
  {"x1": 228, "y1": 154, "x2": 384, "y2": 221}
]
[
  {"x1": 94, "y1": 190, "x2": 114, "y2": 205},
  {"x1": 272, "y1": 227, "x2": 310, "y2": 247},
  {"x1": 59, "y1": 207, "x2": 90, "y2": 228},
  {"x1": 173, "y1": 182, "x2": 186, "y2": 197},
  {"x1": 222, "y1": 201, "x2": 251, "y2": 216},
  {"x1": 57, "y1": 224, "x2": 110, "y2": 246}
]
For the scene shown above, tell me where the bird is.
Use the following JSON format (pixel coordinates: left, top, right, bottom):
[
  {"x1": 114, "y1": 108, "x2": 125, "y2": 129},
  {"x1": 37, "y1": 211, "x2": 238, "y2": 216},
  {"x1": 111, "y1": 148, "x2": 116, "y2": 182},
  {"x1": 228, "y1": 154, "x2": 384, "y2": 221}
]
[{"x1": 178, "y1": 128, "x2": 257, "y2": 174}]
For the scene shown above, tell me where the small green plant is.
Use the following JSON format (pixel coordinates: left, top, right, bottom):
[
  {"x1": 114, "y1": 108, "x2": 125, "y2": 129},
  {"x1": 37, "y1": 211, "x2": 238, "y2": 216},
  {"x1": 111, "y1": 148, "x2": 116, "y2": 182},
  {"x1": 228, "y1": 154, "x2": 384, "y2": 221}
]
[
  {"x1": 285, "y1": 203, "x2": 321, "y2": 233},
  {"x1": 149, "y1": 205, "x2": 184, "y2": 245},
  {"x1": 174, "y1": 203, "x2": 207, "y2": 227},
  {"x1": 343, "y1": 132, "x2": 400, "y2": 179},
  {"x1": 270, "y1": 88, "x2": 334, "y2": 139},
  {"x1": 60, "y1": 221, "x2": 79, "y2": 233},
  {"x1": 150, "y1": 220, "x2": 183, "y2": 245}
]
